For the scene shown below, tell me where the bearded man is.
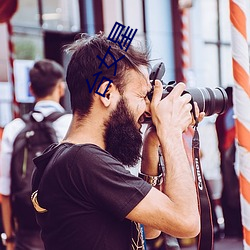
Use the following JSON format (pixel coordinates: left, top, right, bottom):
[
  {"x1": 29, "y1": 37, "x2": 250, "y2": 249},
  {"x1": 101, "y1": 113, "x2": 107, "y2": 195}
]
[{"x1": 31, "y1": 33, "x2": 201, "y2": 250}]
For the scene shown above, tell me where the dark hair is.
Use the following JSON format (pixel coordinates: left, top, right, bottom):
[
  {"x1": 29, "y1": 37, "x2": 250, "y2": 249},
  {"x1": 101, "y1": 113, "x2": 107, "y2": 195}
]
[
  {"x1": 65, "y1": 32, "x2": 150, "y2": 116},
  {"x1": 29, "y1": 59, "x2": 64, "y2": 98}
]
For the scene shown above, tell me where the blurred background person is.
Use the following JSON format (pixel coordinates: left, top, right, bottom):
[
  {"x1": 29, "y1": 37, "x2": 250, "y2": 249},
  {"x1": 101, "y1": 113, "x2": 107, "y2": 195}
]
[
  {"x1": 215, "y1": 86, "x2": 242, "y2": 239},
  {"x1": 199, "y1": 115, "x2": 225, "y2": 239},
  {"x1": 0, "y1": 59, "x2": 72, "y2": 250}
]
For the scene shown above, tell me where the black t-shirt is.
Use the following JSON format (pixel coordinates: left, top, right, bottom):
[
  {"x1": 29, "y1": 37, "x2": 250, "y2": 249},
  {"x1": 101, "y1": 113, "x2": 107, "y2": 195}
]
[{"x1": 33, "y1": 143, "x2": 152, "y2": 250}]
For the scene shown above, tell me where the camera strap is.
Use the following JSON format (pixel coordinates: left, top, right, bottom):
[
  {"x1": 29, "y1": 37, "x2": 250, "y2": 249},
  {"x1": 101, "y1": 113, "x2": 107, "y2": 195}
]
[{"x1": 192, "y1": 122, "x2": 214, "y2": 250}]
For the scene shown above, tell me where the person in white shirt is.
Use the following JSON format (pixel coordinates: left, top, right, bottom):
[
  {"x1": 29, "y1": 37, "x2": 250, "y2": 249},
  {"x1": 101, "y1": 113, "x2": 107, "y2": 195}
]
[{"x1": 0, "y1": 59, "x2": 72, "y2": 250}]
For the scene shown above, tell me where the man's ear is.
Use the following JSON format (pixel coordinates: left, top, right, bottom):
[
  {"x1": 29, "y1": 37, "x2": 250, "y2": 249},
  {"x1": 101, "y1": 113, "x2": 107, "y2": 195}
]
[
  {"x1": 96, "y1": 81, "x2": 116, "y2": 107},
  {"x1": 29, "y1": 83, "x2": 35, "y2": 97},
  {"x1": 58, "y1": 81, "x2": 66, "y2": 98}
]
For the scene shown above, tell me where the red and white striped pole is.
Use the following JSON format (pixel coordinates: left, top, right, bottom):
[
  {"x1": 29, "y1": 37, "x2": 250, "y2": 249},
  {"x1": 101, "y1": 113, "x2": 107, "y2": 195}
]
[
  {"x1": 179, "y1": 5, "x2": 194, "y2": 165},
  {"x1": 180, "y1": 8, "x2": 190, "y2": 83},
  {"x1": 179, "y1": 3, "x2": 194, "y2": 162},
  {"x1": 229, "y1": 0, "x2": 250, "y2": 248},
  {"x1": 6, "y1": 20, "x2": 19, "y2": 118}
]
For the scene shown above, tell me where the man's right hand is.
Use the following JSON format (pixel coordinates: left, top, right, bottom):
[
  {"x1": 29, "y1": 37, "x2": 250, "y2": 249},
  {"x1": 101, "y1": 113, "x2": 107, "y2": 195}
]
[{"x1": 150, "y1": 80, "x2": 193, "y2": 140}]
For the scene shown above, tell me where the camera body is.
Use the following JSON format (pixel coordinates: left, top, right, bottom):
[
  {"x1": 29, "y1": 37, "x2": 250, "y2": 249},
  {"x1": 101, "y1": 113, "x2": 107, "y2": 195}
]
[{"x1": 147, "y1": 62, "x2": 228, "y2": 116}]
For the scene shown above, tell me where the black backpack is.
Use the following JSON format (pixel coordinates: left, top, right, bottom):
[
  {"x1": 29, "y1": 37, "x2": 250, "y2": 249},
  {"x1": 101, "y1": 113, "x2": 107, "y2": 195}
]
[{"x1": 10, "y1": 110, "x2": 64, "y2": 230}]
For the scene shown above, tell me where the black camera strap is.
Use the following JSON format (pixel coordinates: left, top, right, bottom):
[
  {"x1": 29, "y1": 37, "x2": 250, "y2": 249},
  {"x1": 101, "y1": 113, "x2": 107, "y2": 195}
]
[{"x1": 192, "y1": 120, "x2": 214, "y2": 250}]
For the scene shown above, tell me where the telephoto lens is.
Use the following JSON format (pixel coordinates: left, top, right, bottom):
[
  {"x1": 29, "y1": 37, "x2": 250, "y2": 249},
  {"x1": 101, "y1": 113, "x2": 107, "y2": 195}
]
[{"x1": 186, "y1": 87, "x2": 228, "y2": 116}]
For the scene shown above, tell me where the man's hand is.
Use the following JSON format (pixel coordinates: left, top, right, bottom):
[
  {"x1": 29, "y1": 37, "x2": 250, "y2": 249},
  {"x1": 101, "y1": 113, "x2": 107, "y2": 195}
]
[
  {"x1": 150, "y1": 80, "x2": 193, "y2": 139},
  {"x1": 192, "y1": 102, "x2": 205, "y2": 126}
]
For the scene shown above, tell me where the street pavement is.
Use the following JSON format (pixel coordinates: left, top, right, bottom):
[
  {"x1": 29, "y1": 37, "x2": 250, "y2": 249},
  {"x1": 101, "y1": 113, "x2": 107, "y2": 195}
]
[{"x1": 181, "y1": 237, "x2": 243, "y2": 250}]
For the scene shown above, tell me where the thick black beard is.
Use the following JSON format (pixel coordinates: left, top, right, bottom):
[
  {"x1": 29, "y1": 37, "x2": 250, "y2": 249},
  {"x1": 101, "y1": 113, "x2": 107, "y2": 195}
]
[{"x1": 104, "y1": 98, "x2": 143, "y2": 167}]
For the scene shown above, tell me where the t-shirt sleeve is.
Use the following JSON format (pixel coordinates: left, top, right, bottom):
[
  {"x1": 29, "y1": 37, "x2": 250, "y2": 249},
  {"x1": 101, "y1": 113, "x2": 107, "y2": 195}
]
[
  {"x1": 74, "y1": 145, "x2": 152, "y2": 220},
  {"x1": 0, "y1": 119, "x2": 25, "y2": 195}
]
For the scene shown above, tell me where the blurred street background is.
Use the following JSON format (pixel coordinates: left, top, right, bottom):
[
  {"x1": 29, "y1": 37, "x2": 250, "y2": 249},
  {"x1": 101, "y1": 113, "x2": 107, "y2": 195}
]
[{"x1": 1, "y1": 0, "x2": 250, "y2": 249}]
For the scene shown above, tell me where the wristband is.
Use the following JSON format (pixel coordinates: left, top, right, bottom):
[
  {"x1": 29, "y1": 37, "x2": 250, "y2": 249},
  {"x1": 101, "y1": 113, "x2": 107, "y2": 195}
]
[
  {"x1": 138, "y1": 172, "x2": 163, "y2": 186},
  {"x1": 1, "y1": 233, "x2": 15, "y2": 246}
]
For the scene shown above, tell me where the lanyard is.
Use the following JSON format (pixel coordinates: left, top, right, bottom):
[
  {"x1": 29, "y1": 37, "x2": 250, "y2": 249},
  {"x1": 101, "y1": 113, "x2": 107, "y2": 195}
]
[{"x1": 192, "y1": 124, "x2": 214, "y2": 250}]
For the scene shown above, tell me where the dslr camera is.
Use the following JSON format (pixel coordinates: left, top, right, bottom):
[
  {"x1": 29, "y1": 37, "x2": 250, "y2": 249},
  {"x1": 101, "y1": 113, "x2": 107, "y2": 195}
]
[{"x1": 147, "y1": 62, "x2": 228, "y2": 116}]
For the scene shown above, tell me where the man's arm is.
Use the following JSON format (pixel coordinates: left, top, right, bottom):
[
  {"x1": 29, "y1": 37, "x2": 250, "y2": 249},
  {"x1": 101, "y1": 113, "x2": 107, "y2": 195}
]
[
  {"x1": 1, "y1": 195, "x2": 15, "y2": 250},
  {"x1": 126, "y1": 81, "x2": 200, "y2": 238},
  {"x1": 140, "y1": 126, "x2": 161, "y2": 239},
  {"x1": 0, "y1": 121, "x2": 23, "y2": 250}
]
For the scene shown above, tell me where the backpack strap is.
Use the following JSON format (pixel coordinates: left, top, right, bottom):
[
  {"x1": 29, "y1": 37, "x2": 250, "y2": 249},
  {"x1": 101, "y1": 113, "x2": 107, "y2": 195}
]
[
  {"x1": 21, "y1": 110, "x2": 66, "y2": 123},
  {"x1": 44, "y1": 111, "x2": 66, "y2": 123}
]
